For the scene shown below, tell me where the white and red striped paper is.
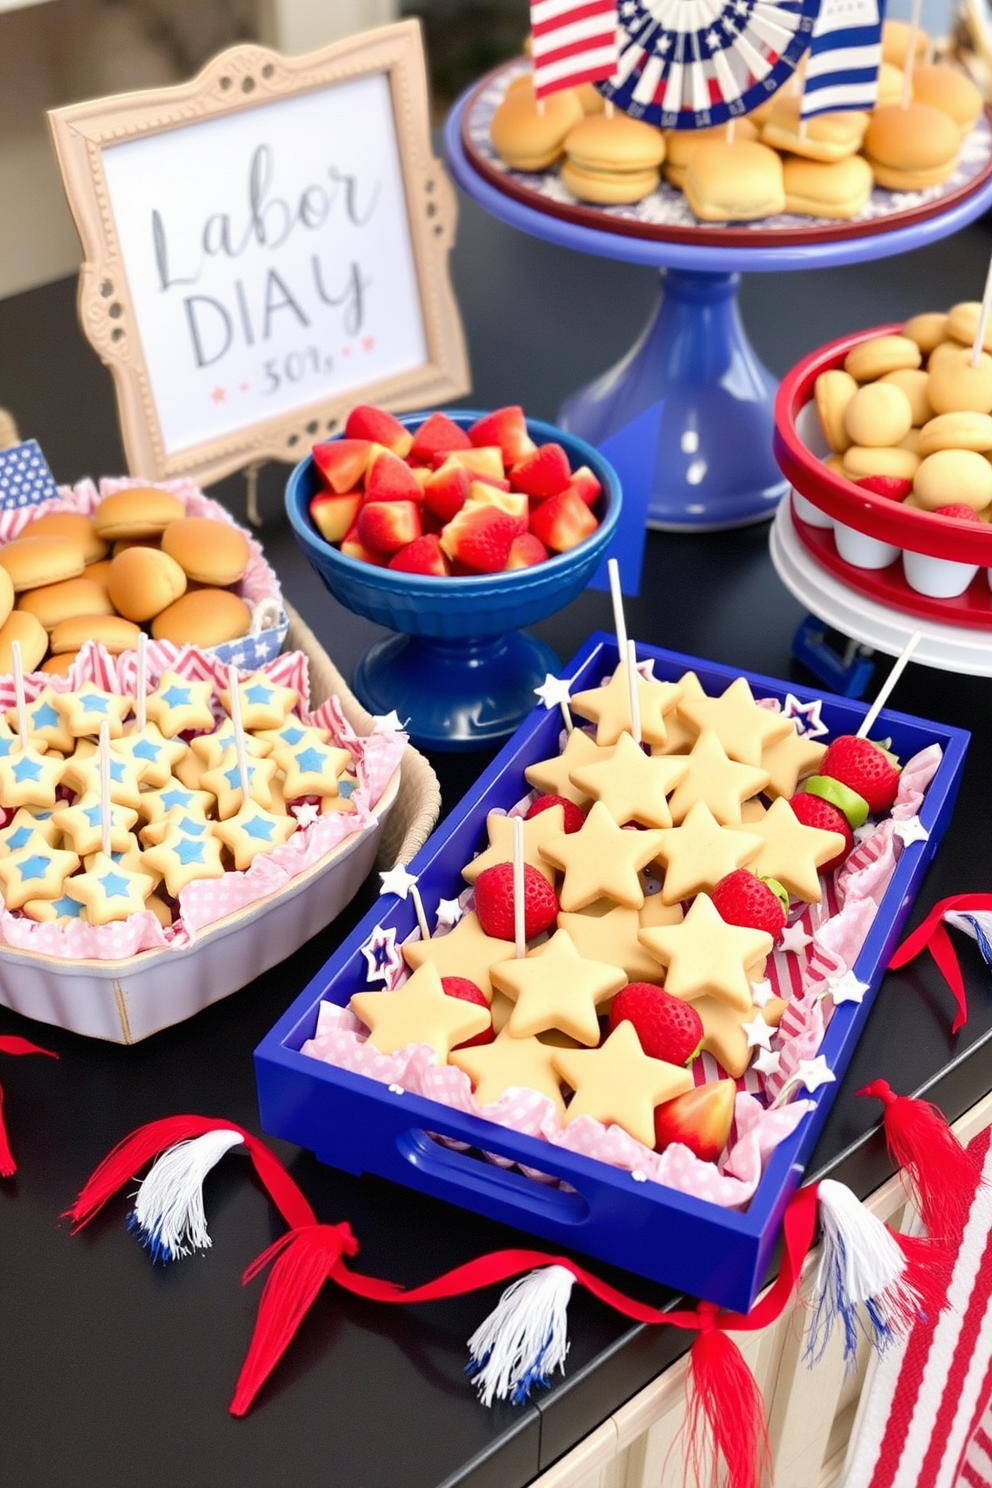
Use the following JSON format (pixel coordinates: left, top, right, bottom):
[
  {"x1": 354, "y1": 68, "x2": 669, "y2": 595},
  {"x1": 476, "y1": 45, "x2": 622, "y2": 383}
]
[{"x1": 530, "y1": 0, "x2": 618, "y2": 98}]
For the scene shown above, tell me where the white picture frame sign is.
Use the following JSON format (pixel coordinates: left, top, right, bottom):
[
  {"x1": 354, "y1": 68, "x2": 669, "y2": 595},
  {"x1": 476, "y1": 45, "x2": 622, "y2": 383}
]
[{"x1": 48, "y1": 23, "x2": 469, "y2": 485}]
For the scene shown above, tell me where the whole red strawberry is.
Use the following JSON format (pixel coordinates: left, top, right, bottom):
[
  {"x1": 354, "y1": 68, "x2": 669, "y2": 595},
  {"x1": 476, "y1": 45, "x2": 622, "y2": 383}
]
[
  {"x1": 525, "y1": 793, "x2": 586, "y2": 833},
  {"x1": 788, "y1": 791, "x2": 853, "y2": 870},
  {"x1": 473, "y1": 862, "x2": 559, "y2": 941},
  {"x1": 442, "y1": 977, "x2": 494, "y2": 1049},
  {"x1": 821, "y1": 734, "x2": 901, "y2": 813},
  {"x1": 607, "y1": 983, "x2": 703, "y2": 1066},
  {"x1": 711, "y1": 870, "x2": 788, "y2": 942}
]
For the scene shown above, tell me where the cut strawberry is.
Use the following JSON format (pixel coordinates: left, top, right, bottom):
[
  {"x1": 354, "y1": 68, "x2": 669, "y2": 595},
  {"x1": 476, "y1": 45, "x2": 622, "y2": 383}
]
[
  {"x1": 309, "y1": 491, "x2": 362, "y2": 545},
  {"x1": 409, "y1": 411, "x2": 472, "y2": 462},
  {"x1": 854, "y1": 475, "x2": 913, "y2": 501},
  {"x1": 345, "y1": 404, "x2": 414, "y2": 458},
  {"x1": 525, "y1": 794, "x2": 586, "y2": 833},
  {"x1": 440, "y1": 506, "x2": 519, "y2": 574},
  {"x1": 788, "y1": 791, "x2": 854, "y2": 869},
  {"x1": 473, "y1": 861, "x2": 559, "y2": 941},
  {"x1": 654, "y1": 1079, "x2": 736, "y2": 1162},
  {"x1": 511, "y1": 443, "x2": 572, "y2": 500},
  {"x1": 506, "y1": 532, "x2": 549, "y2": 570},
  {"x1": 820, "y1": 734, "x2": 901, "y2": 813},
  {"x1": 566, "y1": 465, "x2": 603, "y2": 509},
  {"x1": 443, "y1": 977, "x2": 494, "y2": 1049},
  {"x1": 711, "y1": 869, "x2": 787, "y2": 942},
  {"x1": 387, "y1": 533, "x2": 451, "y2": 576},
  {"x1": 340, "y1": 524, "x2": 389, "y2": 565},
  {"x1": 356, "y1": 500, "x2": 422, "y2": 555},
  {"x1": 934, "y1": 503, "x2": 982, "y2": 521},
  {"x1": 529, "y1": 489, "x2": 598, "y2": 552},
  {"x1": 423, "y1": 460, "x2": 472, "y2": 524},
  {"x1": 607, "y1": 983, "x2": 703, "y2": 1066},
  {"x1": 466, "y1": 484, "x2": 529, "y2": 533},
  {"x1": 434, "y1": 447, "x2": 506, "y2": 481},
  {"x1": 366, "y1": 449, "x2": 423, "y2": 504},
  {"x1": 469, "y1": 406, "x2": 537, "y2": 465},
  {"x1": 312, "y1": 438, "x2": 371, "y2": 494}
]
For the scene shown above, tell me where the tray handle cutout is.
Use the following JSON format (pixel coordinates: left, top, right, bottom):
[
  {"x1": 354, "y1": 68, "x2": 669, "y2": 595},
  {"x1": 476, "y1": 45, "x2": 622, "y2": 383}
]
[{"x1": 397, "y1": 1129, "x2": 591, "y2": 1224}]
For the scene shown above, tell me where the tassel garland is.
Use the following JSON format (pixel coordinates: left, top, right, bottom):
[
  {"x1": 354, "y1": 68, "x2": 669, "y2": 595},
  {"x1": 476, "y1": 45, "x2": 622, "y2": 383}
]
[
  {"x1": 466, "y1": 1264, "x2": 575, "y2": 1406},
  {"x1": 0, "y1": 1034, "x2": 58, "y2": 1178},
  {"x1": 686, "y1": 1311, "x2": 771, "y2": 1488},
  {"x1": 128, "y1": 1129, "x2": 246, "y2": 1262},
  {"x1": 858, "y1": 1079, "x2": 982, "y2": 1242}
]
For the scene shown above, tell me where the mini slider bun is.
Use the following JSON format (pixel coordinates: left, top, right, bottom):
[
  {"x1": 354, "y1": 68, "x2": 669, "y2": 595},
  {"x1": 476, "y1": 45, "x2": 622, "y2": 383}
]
[
  {"x1": 49, "y1": 613, "x2": 142, "y2": 656},
  {"x1": 663, "y1": 119, "x2": 757, "y2": 189},
  {"x1": 863, "y1": 102, "x2": 960, "y2": 190},
  {"x1": 150, "y1": 588, "x2": 251, "y2": 647},
  {"x1": 882, "y1": 18, "x2": 928, "y2": 68},
  {"x1": 160, "y1": 516, "x2": 250, "y2": 587},
  {"x1": 782, "y1": 154, "x2": 873, "y2": 220},
  {"x1": 490, "y1": 81, "x2": 585, "y2": 171},
  {"x1": 684, "y1": 140, "x2": 785, "y2": 222},
  {"x1": 0, "y1": 610, "x2": 48, "y2": 673},
  {"x1": 23, "y1": 512, "x2": 108, "y2": 564},
  {"x1": 560, "y1": 114, "x2": 665, "y2": 204},
  {"x1": 875, "y1": 61, "x2": 906, "y2": 109},
  {"x1": 93, "y1": 486, "x2": 186, "y2": 540},
  {"x1": 17, "y1": 576, "x2": 115, "y2": 632},
  {"x1": 0, "y1": 536, "x2": 85, "y2": 592},
  {"x1": 760, "y1": 96, "x2": 868, "y2": 162},
  {"x1": 107, "y1": 546, "x2": 187, "y2": 622},
  {"x1": 911, "y1": 64, "x2": 984, "y2": 136}
]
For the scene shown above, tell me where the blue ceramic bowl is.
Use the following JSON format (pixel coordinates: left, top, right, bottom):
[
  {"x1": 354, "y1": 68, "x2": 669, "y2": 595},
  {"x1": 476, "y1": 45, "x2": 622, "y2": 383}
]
[{"x1": 285, "y1": 411, "x2": 621, "y2": 640}]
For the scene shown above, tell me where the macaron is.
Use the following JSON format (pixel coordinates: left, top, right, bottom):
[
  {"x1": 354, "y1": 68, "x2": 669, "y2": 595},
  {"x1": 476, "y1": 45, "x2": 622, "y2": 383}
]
[
  {"x1": 945, "y1": 301, "x2": 992, "y2": 354},
  {"x1": 863, "y1": 102, "x2": 960, "y2": 190},
  {"x1": 917, "y1": 411, "x2": 992, "y2": 457},
  {"x1": 0, "y1": 536, "x2": 85, "y2": 592},
  {"x1": 662, "y1": 120, "x2": 757, "y2": 189},
  {"x1": 560, "y1": 114, "x2": 665, "y2": 204},
  {"x1": 913, "y1": 448, "x2": 992, "y2": 511},
  {"x1": 49, "y1": 613, "x2": 143, "y2": 656},
  {"x1": 911, "y1": 63, "x2": 983, "y2": 136},
  {"x1": 16, "y1": 576, "x2": 115, "y2": 632},
  {"x1": 903, "y1": 312, "x2": 948, "y2": 355},
  {"x1": 926, "y1": 348, "x2": 992, "y2": 415},
  {"x1": 782, "y1": 154, "x2": 873, "y2": 220},
  {"x1": 842, "y1": 445, "x2": 921, "y2": 482},
  {"x1": 761, "y1": 96, "x2": 868, "y2": 162},
  {"x1": 489, "y1": 82, "x2": 585, "y2": 171},
  {"x1": 843, "y1": 382, "x2": 914, "y2": 447},
  {"x1": 880, "y1": 368, "x2": 933, "y2": 426},
  {"x1": 160, "y1": 517, "x2": 251, "y2": 587},
  {"x1": 844, "y1": 334, "x2": 922, "y2": 382},
  {"x1": 107, "y1": 546, "x2": 188, "y2": 622},
  {"x1": 93, "y1": 487, "x2": 187, "y2": 540},
  {"x1": 815, "y1": 369, "x2": 858, "y2": 453},
  {"x1": 683, "y1": 140, "x2": 785, "y2": 222},
  {"x1": 150, "y1": 588, "x2": 251, "y2": 646},
  {"x1": 0, "y1": 610, "x2": 48, "y2": 673},
  {"x1": 22, "y1": 512, "x2": 108, "y2": 564}
]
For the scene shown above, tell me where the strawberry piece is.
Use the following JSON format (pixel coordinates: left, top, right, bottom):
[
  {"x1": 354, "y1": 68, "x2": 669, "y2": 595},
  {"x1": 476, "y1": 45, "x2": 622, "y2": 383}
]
[
  {"x1": 855, "y1": 475, "x2": 913, "y2": 501},
  {"x1": 935, "y1": 503, "x2": 982, "y2": 522},
  {"x1": 529, "y1": 489, "x2": 598, "y2": 552},
  {"x1": 608, "y1": 983, "x2": 703, "y2": 1066},
  {"x1": 525, "y1": 794, "x2": 586, "y2": 833},
  {"x1": 424, "y1": 460, "x2": 471, "y2": 524},
  {"x1": 440, "y1": 506, "x2": 519, "y2": 573},
  {"x1": 566, "y1": 465, "x2": 603, "y2": 509},
  {"x1": 356, "y1": 500, "x2": 422, "y2": 555},
  {"x1": 711, "y1": 869, "x2": 787, "y2": 942},
  {"x1": 472, "y1": 861, "x2": 559, "y2": 941},
  {"x1": 309, "y1": 491, "x2": 362, "y2": 545},
  {"x1": 434, "y1": 447, "x2": 506, "y2": 481},
  {"x1": 466, "y1": 484, "x2": 529, "y2": 533},
  {"x1": 469, "y1": 406, "x2": 537, "y2": 465},
  {"x1": 345, "y1": 404, "x2": 414, "y2": 458},
  {"x1": 506, "y1": 532, "x2": 550, "y2": 570},
  {"x1": 654, "y1": 1079, "x2": 736, "y2": 1162},
  {"x1": 312, "y1": 438, "x2": 371, "y2": 494},
  {"x1": 788, "y1": 791, "x2": 853, "y2": 870},
  {"x1": 442, "y1": 976, "x2": 495, "y2": 1048},
  {"x1": 340, "y1": 524, "x2": 388, "y2": 566},
  {"x1": 820, "y1": 734, "x2": 901, "y2": 813},
  {"x1": 387, "y1": 534, "x2": 451, "y2": 576},
  {"x1": 366, "y1": 449, "x2": 423, "y2": 504},
  {"x1": 409, "y1": 412, "x2": 472, "y2": 462},
  {"x1": 511, "y1": 443, "x2": 572, "y2": 500}
]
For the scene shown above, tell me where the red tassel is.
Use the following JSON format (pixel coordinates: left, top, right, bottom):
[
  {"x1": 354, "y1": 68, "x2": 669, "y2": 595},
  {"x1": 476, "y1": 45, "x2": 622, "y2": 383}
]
[
  {"x1": 230, "y1": 1222, "x2": 359, "y2": 1416},
  {"x1": 0, "y1": 1035, "x2": 57, "y2": 1178},
  {"x1": 0, "y1": 1081, "x2": 15, "y2": 1178},
  {"x1": 858, "y1": 1080, "x2": 982, "y2": 1241},
  {"x1": 685, "y1": 1305, "x2": 771, "y2": 1488}
]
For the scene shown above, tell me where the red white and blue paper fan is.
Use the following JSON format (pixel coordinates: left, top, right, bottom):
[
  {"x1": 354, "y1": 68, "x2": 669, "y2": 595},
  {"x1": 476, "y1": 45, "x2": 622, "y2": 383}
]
[{"x1": 598, "y1": 0, "x2": 820, "y2": 128}]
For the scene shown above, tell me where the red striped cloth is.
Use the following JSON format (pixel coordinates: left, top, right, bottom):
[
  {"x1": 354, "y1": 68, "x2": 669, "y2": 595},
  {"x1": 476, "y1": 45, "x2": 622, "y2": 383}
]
[
  {"x1": 530, "y1": 0, "x2": 618, "y2": 98},
  {"x1": 842, "y1": 1127, "x2": 992, "y2": 1488}
]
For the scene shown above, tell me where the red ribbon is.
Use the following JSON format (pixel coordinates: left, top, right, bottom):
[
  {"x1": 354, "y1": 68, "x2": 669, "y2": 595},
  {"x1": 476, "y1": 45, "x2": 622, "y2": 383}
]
[
  {"x1": 0, "y1": 1034, "x2": 57, "y2": 1178},
  {"x1": 888, "y1": 893, "x2": 992, "y2": 1034}
]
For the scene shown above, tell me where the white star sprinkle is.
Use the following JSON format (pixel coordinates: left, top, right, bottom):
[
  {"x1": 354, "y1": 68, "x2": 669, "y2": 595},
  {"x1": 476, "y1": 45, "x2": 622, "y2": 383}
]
[
  {"x1": 753, "y1": 1048, "x2": 782, "y2": 1078},
  {"x1": 360, "y1": 925, "x2": 403, "y2": 986},
  {"x1": 372, "y1": 710, "x2": 406, "y2": 734},
  {"x1": 780, "y1": 922, "x2": 813, "y2": 954},
  {"x1": 742, "y1": 1013, "x2": 773, "y2": 1050},
  {"x1": 750, "y1": 978, "x2": 774, "y2": 1008},
  {"x1": 631, "y1": 1169, "x2": 647, "y2": 1183},
  {"x1": 291, "y1": 801, "x2": 322, "y2": 828},
  {"x1": 893, "y1": 816, "x2": 930, "y2": 848},
  {"x1": 534, "y1": 674, "x2": 573, "y2": 710},
  {"x1": 435, "y1": 896, "x2": 464, "y2": 929},
  {"x1": 795, "y1": 1056, "x2": 836, "y2": 1094},
  {"x1": 379, "y1": 864, "x2": 419, "y2": 899},
  {"x1": 388, "y1": 1083, "x2": 405, "y2": 1095},
  {"x1": 782, "y1": 693, "x2": 829, "y2": 739},
  {"x1": 827, "y1": 971, "x2": 869, "y2": 1006}
]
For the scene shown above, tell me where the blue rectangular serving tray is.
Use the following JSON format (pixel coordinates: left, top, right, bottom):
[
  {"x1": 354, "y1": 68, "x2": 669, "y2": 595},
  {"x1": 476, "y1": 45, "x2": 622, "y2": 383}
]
[{"x1": 255, "y1": 632, "x2": 969, "y2": 1312}]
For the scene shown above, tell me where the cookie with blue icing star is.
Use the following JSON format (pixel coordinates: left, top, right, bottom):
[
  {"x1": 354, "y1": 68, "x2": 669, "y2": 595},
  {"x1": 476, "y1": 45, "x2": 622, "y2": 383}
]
[
  {"x1": 21, "y1": 890, "x2": 89, "y2": 923},
  {"x1": 320, "y1": 774, "x2": 359, "y2": 814},
  {"x1": 64, "y1": 850, "x2": 156, "y2": 923},
  {"x1": 199, "y1": 748, "x2": 279, "y2": 818},
  {"x1": 61, "y1": 743, "x2": 145, "y2": 811},
  {"x1": 254, "y1": 717, "x2": 331, "y2": 751},
  {"x1": 8, "y1": 688, "x2": 75, "y2": 753},
  {"x1": 269, "y1": 733, "x2": 352, "y2": 800},
  {"x1": 0, "y1": 806, "x2": 61, "y2": 855},
  {"x1": 141, "y1": 827, "x2": 226, "y2": 896},
  {"x1": 189, "y1": 720, "x2": 272, "y2": 769},
  {"x1": 219, "y1": 672, "x2": 299, "y2": 732},
  {"x1": 52, "y1": 792, "x2": 139, "y2": 856},
  {"x1": 213, "y1": 801, "x2": 297, "y2": 869},
  {"x1": 139, "y1": 779, "x2": 216, "y2": 825},
  {"x1": 140, "y1": 809, "x2": 216, "y2": 849},
  {"x1": 52, "y1": 683, "x2": 131, "y2": 739},
  {"x1": 0, "y1": 832, "x2": 80, "y2": 909},
  {"x1": 144, "y1": 671, "x2": 215, "y2": 737},
  {"x1": 111, "y1": 724, "x2": 187, "y2": 789},
  {"x1": 0, "y1": 746, "x2": 66, "y2": 809}
]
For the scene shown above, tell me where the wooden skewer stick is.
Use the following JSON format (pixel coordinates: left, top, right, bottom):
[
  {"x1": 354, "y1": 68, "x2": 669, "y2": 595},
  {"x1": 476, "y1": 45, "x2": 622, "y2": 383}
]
[
  {"x1": 858, "y1": 630, "x2": 922, "y2": 738},
  {"x1": 971, "y1": 250, "x2": 992, "y2": 368},
  {"x1": 11, "y1": 640, "x2": 27, "y2": 751},
  {"x1": 513, "y1": 815, "x2": 526, "y2": 959},
  {"x1": 228, "y1": 665, "x2": 251, "y2": 809},
  {"x1": 99, "y1": 721, "x2": 112, "y2": 857},
  {"x1": 901, "y1": 0, "x2": 922, "y2": 109},
  {"x1": 409, "y1": 883, "x2": 431, "y2": 944},
  {"x1": 608, "y1": 557, "x2": 628, "y2": 663}
]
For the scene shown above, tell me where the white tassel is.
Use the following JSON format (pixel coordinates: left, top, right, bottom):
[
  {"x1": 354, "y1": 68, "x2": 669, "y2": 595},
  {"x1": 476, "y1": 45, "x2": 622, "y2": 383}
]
[
  {"x1": 128, "y1": 1130, "x2": 245, "y2": 1262},
  {"x1": 806, "y1": 1179, "x2": 920, "y2": 1367},
  {"x1": 945, "y1": 910, "x2": 992, "y2": 968},
  {"x1": 466, "y1": 1265, "x2": 575, "y2": 1406}
]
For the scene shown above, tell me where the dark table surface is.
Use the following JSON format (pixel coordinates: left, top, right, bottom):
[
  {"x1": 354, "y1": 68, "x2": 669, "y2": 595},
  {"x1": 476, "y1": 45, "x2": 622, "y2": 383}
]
[{"x1": 1, "y1": 174, "x2": 992, "y2": 1488}]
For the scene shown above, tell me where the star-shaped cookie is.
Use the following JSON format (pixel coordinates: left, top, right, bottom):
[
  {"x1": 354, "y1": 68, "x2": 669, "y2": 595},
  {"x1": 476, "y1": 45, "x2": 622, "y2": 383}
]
[
  {"x1": 0, "y1": 834, "x2": 80, "y2": 909},
  {"x1": 694, "y1": 993, "x2": 786, "y2": 1078},
  {"x1": 638, "y1": 892, "x2": 773, "y2": 1014},
  {"x1": 665, "y1": 730, "x2": 769, "y2": 826},
  {"x1": 112, "y1": 724, "x2": 188, "y2": 788},
  {"x1": 13, "y1": 689, "x2": 74, "y2": 753},
  {"x1": 651, "y1": 671, "x2": 706, "y2": 757},
  {"x1": 558, "y1": 901, "x2": 670, "y2": 984},
  {"x1": 490, "y1": 928, "x2": 625, "y2": 1045},
  {"x1": 144, "y1": 672, "x2": 215, "y2": 737},
  {"x1": 551, "y1": 1021, "x2": 693, "y2": 1148},
  {"x1": 402, "y1": 911, "x2": 515, "y2": 1001},
  {"x1": 677, "y1": 677, "x2": 794, "y2": 766},
  {"x1": 219, "y1": 672, "x2": 299, "y2": 731},
  {"x1": 269, "y1": 735, "x2": 353, "y2": 801},
  {"x1": 350, "y1": 962, "x2": 490, "y2": 1059},
  {"x1": 733, "y1": 796, "x2": 847, "y2": 902},
  {"x1": 759, "y1": 722, "x2": 828, "y2": 800},
  {"x1": 63, "y1": 851, "x2": 156, "y2": 923},
  {"x1": 61, "y1": 745, "x2": 145, "y2": 811},
  {"x1": 570, "y1": 662, "x2": 683, "y2": 748},
  {"x1": 524, "y1": 728, "x2": 614, "y2": 806},
  {"x1": 652, "y1": 799, "x2": 763, "y2": 905},
  {"x1": 0, "y1": 747, "x2": 65, "y2": 809},
  {"x1": 199, "y1": 749, "x2": 279, "y2": 818},
  {"x1": 141, "y1": 828, "x2": 227, "y2": 896},
  {"x1": 0, "y1": 807, "x2": 60, "y2": 855},
  {"x1": 539, "y1": 800, "x2": 665, "y2": 912},
  {"x1": 213, "y1": 801, "x2": 297, "y2": 869},
  {"x1": 462, "y1": 806, "x2": 565, "y2": 887},
  {"x1": 449, "y1": 1029, "x2": 566, "y2": 1116},
  {"x1": 53, "y1": 684, "x2": 131, "y2": 739},
  {"x1": 52, "y1": 793, "x2": 139, "y2": 857},
  {"x1": 568, "y1": 730, "x2": 689, "y2": 828}
]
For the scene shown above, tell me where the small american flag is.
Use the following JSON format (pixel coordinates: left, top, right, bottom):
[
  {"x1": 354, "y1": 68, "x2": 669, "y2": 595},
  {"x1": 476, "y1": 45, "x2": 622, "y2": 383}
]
[
  {"x1": 801, "y1": 0, "x2": 884, "y2": 117},
  {"x1": 530, "y1": 0, "x2": 619, "y2": 99}
]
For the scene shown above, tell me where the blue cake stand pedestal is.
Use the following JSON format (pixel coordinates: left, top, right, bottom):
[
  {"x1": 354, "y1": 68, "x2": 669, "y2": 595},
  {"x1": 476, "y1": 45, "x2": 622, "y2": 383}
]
[{"x1": 445, "y1": 92, "x2": 992, "y2": 531}]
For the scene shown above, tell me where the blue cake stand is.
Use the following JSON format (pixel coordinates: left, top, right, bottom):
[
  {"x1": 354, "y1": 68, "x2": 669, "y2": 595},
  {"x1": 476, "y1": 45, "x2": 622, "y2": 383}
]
[{"x1": 445, "y1": 81, "x2": 992, "y2": 531}]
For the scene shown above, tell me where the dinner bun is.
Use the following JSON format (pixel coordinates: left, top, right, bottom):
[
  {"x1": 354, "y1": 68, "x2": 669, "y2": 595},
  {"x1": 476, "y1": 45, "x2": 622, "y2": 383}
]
[
  {"x1": 662, "y1": 120, "x2": 757, "y2": 188},
  {"x1": 160, "y1": 517, "x2": 251, "y2": 586},
  {"x1": 911, "y1": 64, "x2": 983, "y2": 134},
  {"x1": 0, "y1": 610, "x2": 48, "y2": 673},
  {"x1": 863, "y1": 103, "x2": 960, "y2": 190},
  {"x1": 150, "y1": 588, "x2": 251, "y2": 646},
  {"x1": 782, "y1": 154, "x2": 873, "y2": 220},
  {"x1": 23, "y1": 512, "x2": 108, "y2": 564},
  {"x1": 490, "y1": 83, "x2": 585, "y2": 171},
  {"x1": 49, "y1": 613, "x2": 142, "y2": 656},
  {"x1": 761, "y1": 96, "x2": 868, "y2": 161},
  {"x1": 93, "y1": 487, "x2": 186, "y2": 540},
  {"x1": 107, "y1": 546, "x2": 188, "y2": 622},
  {"x1": 0, "y1": 536, "x2": 85, "y2": 592},
  {"x1": 561, "y1": 114, "x2": 665, "y2": 204},
  {"x1": 683, "y1": 140, "x2": 785, "y2": 222},
  {"x1": 17, "y1": 576, "x2": 115, "y2": 632}
]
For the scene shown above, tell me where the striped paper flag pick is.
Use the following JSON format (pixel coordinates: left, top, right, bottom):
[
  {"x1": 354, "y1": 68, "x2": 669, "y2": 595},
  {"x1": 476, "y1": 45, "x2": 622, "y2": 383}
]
[
  {"x1": 530, "y1": 0, "x2": 619, "y2": 99},
  {"x1": 801, "y1": 0, "x2": 883, "y2": 117}
]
